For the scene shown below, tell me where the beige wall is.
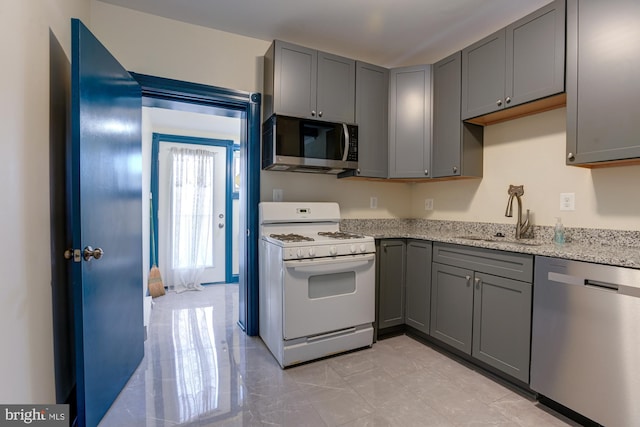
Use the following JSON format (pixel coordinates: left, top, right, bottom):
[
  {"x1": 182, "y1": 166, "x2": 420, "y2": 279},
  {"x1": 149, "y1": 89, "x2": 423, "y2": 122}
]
[
  {"x1": 90, "y1": 2, "x2": 640, "y2": 230},
  {"x1": 412, "y1": 108, "x2": 640, "y2": 231},
  {"x1": 0, "y1": 0, "x2": 89, "y2": 404}
]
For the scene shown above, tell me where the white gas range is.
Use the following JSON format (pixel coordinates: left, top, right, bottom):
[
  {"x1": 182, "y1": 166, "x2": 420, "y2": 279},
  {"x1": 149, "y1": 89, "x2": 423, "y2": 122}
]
[{"x1": 259, "y1": 202, "x2": 375, "y2": 368}]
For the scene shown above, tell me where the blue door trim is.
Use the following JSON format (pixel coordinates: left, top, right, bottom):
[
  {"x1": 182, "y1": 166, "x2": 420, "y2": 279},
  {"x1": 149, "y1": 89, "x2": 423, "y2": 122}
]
[
  {"x1": 151, "y1": 133, "x2": 236, "y2": 285},
  {"x1": 132, "y1": 72, "x2": 260, "y2": 336}
]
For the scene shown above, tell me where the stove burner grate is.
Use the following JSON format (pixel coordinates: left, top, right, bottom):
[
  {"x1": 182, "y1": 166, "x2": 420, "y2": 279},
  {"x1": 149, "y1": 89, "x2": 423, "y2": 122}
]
[
  {"x1": 270, "y1": 233, "x2": 315, "y2": 243},
  {"x1": 317, "y1": 231, "x2": 364, "y2": 239}
]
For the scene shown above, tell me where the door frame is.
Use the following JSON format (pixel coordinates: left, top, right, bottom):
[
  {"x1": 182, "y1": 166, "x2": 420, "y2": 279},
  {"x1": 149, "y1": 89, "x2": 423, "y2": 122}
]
[
  {"x1": 151, "y1": 133, "x2": 237, "y2": 285},
  {"x1": 132, "y1": 72, "x2": 260, "y2": 335}
]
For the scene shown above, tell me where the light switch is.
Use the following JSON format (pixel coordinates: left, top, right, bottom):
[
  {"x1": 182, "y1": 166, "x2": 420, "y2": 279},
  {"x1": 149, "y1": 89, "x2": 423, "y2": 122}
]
[
  {"x1": 370, "y1": 197, "x2": 378, "y2": 209},
  {"x1": 273, "y1": 189, "x2": 283, "y2": 202}
]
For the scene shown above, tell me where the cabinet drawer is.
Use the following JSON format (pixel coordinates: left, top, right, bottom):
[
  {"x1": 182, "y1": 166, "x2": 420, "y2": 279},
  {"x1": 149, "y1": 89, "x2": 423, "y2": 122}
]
[{"x1": 433, "y1": 242, "x2": 533, "y2": 282}]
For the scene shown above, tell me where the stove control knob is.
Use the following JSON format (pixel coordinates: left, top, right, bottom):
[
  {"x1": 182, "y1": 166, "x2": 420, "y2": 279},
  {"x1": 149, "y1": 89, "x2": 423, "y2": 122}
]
[
  {"x1": 330, "y1": 246, "x2": 338, "y2": 256},
  {"x1": 350, "y1": 245, "x2": 357, "y2": 254},
  {"x1": 296, "y1": 249, "x2": 304, "y2": 259},
  {"x1": 360, "y1": 244, "x2": 367, "y2": 253},
  {"x1": 308, "y1": 248, "x2": 316, "y2": 257}
]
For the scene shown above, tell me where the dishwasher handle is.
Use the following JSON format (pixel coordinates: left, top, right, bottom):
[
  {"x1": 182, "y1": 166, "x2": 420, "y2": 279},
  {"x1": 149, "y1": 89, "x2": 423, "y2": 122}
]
[{"x1": 548, "y1": 271, "x2": 640, "y2": 298}]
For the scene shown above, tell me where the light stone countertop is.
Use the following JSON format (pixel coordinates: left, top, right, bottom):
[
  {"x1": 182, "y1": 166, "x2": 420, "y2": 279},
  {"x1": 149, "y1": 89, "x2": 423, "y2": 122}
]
[{"x1": 341, "y1": 219, "x2": 640, "y2": 270}]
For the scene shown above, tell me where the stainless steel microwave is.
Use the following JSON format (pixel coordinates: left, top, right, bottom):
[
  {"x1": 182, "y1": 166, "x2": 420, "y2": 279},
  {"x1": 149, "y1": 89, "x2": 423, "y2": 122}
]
[{"x1": 262, "y1": 115, "x2": 358, "y2": 174}]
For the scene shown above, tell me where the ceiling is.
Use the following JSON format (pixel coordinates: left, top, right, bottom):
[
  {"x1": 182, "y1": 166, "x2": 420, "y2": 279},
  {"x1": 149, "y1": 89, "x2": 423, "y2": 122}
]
[{"x1": 97, "y1": 0, "x2": 553, "y2": 67}]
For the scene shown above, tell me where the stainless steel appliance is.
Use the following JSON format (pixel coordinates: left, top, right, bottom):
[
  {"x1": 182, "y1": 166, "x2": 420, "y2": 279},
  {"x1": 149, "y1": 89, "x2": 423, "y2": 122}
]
[
  {"x1": 531, "y1": 256, "x2": 640, "y2": 426},
  {"x1": 262, "y1": 114, "x2": 358, "y2": 174},
  {"x1": 259, "y1": 202, "x2": 375, "y2": 367}
]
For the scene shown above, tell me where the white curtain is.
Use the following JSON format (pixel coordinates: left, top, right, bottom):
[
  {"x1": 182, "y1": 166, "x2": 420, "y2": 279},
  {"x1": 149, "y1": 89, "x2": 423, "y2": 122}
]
[{"x1": 167, "y1": 147, "x2": 216, "y2": 293}]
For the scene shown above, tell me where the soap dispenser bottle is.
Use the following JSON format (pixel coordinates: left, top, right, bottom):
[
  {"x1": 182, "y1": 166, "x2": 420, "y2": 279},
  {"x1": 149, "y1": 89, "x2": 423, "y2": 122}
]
[{"x1": 554, "y1": 217, "x2": 565, "y2": 245}]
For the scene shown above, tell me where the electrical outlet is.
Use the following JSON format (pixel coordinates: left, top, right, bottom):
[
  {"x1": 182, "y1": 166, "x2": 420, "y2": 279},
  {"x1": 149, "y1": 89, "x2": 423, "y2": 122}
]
[
  {"x1": 370, "y1": 197, "x2": 378, "y2": 209},
  {"x1": 425, "y1": 198, "x2": 434, "y2": 211},
  {"x1": 560, "y1": 193, "x2": 575, "y2": 211},
  {"x1": 273, "y1": 189, "x2": 283, "y2": 202}
]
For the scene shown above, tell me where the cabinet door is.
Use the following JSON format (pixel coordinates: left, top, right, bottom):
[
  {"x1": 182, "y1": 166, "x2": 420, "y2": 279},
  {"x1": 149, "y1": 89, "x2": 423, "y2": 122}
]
[
  {"x1": 472, "y1": 273, "x2": 532, "y2": 383},
  {"x1": 389, "y1": 65, "x2": 431, "y2": 178},
  {"x1": 430, "y1": 262, "x2": 473, "y2": 354},
  {"x1": 274, "y1": 41, "x2": 317, "y2": 119},
  {"x1": 378, "y1": 240, "x2": 405, "y2": 329},
  {"x1": 355, "y1": 62, "x2": 389, "y2": 178},
  {"x1": 461, "y1": 30, "x2": 506, "y2": 120},
  {"x1": 405, "y1": 240, "x2": 432, "y2": 334},
  {"x1": 317, "y1": 52, "x2": 355, "y2": 123},
  {"x1": 432, "y1": 52, "x2": 462, "y2": 178},
  {"x1": 566, "y1": 0, "x2": 640, "y2": 165},
  {"x1": 506, "y1": 0, "x2": 565, "y2": 107}
]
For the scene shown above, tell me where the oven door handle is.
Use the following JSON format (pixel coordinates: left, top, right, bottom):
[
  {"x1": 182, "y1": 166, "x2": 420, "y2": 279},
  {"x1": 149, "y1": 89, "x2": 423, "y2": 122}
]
[{"x1": 285, "y1": 253, "x2": 374, "y2": 274}]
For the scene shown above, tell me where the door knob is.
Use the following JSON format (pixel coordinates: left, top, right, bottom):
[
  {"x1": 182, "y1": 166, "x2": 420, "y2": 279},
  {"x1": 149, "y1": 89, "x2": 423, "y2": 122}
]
[{"x1": 83, "y1": 246, "x2": 104, "y2": 262}]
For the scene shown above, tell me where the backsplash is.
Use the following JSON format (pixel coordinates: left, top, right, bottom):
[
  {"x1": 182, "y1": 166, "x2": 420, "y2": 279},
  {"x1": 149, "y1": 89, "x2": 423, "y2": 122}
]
[{"x1": 341, "y1": 218, "x2": 640, "y2": 248}]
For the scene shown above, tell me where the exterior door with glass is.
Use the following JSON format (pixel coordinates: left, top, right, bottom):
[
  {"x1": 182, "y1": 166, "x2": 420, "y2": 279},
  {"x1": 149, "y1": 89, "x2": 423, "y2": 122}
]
[{"x1": 158, "y1": 141, "x2": 228, "y2": 286}]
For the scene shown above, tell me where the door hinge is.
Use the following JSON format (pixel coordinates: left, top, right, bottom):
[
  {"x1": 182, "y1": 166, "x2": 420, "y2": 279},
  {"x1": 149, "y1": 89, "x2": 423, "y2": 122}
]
[{"x1": 64, "y1": 248, "x2": 82, "y2": 263}]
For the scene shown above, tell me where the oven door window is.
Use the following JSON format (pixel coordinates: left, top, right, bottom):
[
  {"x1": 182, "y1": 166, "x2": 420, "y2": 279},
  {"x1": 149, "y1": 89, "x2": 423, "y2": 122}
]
[{"x1": 308, "y1": 271, "x2": 356, "y2": 299}]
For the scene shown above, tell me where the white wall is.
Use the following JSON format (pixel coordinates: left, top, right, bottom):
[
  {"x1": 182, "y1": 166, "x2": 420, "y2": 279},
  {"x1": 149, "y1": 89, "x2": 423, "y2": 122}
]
[
  {"x1": 412, "y1": 108, "x2": 640, "y2": 231},
  {"x1": 0, "y1": 0, "x2": 89, "y2": 404}
]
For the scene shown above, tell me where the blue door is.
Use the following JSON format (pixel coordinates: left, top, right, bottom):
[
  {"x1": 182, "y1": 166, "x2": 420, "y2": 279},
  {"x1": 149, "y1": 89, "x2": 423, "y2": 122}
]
[{"x1": 70, "y1": 19, "x2": 143, "y2": 427}]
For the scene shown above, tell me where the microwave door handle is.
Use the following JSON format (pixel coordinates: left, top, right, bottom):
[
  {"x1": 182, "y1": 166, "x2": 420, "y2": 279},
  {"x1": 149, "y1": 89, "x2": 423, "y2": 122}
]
[{"x1": 342, "y1": 123, "x2": 349, "y2": 162}]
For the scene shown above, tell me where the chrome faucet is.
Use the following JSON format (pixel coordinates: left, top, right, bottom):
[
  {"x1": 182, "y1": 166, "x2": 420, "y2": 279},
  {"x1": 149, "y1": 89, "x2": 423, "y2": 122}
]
[{"x1": 505, "y1": 185, "x2": 531, "y2": 239}]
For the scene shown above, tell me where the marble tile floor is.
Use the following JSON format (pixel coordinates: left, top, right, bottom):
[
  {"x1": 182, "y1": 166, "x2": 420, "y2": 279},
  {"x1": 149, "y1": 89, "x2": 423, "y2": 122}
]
[{"x1": 99, "y1": 284, "x2": 579, "y2": 427}]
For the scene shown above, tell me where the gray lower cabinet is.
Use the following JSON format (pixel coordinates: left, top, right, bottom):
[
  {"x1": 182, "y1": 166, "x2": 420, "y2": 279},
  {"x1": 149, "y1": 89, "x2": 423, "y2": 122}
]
[
  {"x1": 405, "y1": 240, "x2": 432, "y2": 334},
  {"x1": 377, "y1": 240, "x2": 405, "y2": 329},
  {"x1": 389, "y1": 65, "x2": 432, "y2": 178},
  {"x1": 566, "y1": 0, "x2": 640, "y2": 166},
  {"x1": 354, "y1": 61, "x2": 389, "y2": 178},
  {"x1": 472, "y1": 272, "x2": 532, "y2": 383},
  {"x1": 432, "y1": 51, "x2": 483, "y2": 179},
  {"x1": 430, "y1": 242, "x2": 533, "y2": 383},
  {"x1": 461, "y1": 0, "x2": 565, "y2": 120},
  {"x1": 430, "y1": 262, "x2": 474, "y2": 353}
]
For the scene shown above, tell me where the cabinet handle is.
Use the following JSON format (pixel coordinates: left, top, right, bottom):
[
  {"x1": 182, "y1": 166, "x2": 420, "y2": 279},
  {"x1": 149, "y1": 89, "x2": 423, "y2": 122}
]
[
  {"x1": 356, "y1": 168, "x2": 361, "y2": 175},
  {"x1": 505, "y1": 97, "x2": 511, "y2": 104},
  {"x1": 474, "y1": 277, "x2": 481, "y2": 289},
  {"x1": 466, "y1": 275, "x2": 471, "y2": 285},
  {"x1": 452, "y1": 166, "x2": 458, "y2": 174},
  {"x1": 311, "y1": 110, "x2": 316, "y2": 117},
  {"x1": 567, "y1": 152, "x2": 575, "y2": 161},
  {"x1": 318, "y1": 111, "x2": 323, "y2": 117},
  {"x1": 496, "y1": 99, "x2": 503, "y2": 106},
  {"x1": 424, "y1": 169, "x2": 429, "y2": 176}
]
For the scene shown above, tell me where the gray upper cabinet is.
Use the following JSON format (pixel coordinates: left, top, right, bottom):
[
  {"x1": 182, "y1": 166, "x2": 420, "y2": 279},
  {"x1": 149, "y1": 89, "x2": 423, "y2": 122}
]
[
  {"x1": 432, "y1": 52, "x2": 483, "y2": 178},
  {"x1": 566, "y1": 0, "x2": 640, "y2": 166},
  {"x1": 461, "y1": 0, "x2": 565, "y2": 121},
  {"x1": 389, "y1": 65, "x2": 432, "y2": 178},
  {"x1": 263, "y1": 40, "x2": 355, "y2": 123},
  {"x1": 461, "y1": 30, "x2": 506, "y2": 120},
  {"x1": 377, "y1": 240, "x2": 406, "y2": 330},
  {"x1": 405, "y1": 240, "x2": 432, "y2": 334},
  {"x1": 354, "y1": 62, "x2": 389, "y2": 178}
]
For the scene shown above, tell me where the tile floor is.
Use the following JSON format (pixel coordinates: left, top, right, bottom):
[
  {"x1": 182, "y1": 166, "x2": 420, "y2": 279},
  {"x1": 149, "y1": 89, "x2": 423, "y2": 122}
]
[{"x1": 99, "y1": 284, "x2": 579, "y2": 427}]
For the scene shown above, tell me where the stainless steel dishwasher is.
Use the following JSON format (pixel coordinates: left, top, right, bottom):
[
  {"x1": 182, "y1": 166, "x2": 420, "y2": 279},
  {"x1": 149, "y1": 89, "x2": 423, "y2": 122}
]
[{"x1": 531, "y1": 256, "x2": 640, "y2": 427}]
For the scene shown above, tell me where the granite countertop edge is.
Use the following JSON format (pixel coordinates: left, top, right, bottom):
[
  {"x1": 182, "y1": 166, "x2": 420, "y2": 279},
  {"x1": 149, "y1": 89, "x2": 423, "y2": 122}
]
[{"x1": 341, "y1": 219, "x2": 640, "y2": 270}]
